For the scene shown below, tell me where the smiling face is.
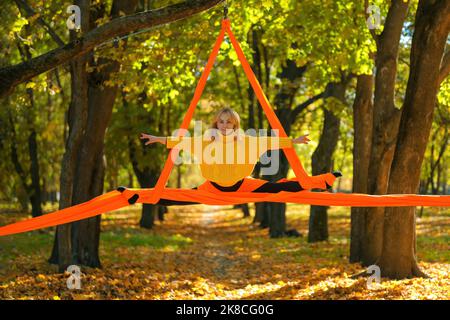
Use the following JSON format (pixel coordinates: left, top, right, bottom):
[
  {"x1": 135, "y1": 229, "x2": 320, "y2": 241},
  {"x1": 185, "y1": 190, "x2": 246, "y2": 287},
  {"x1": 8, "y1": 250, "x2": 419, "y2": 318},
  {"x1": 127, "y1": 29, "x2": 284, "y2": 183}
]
[
  {"x1": 211, "y1": 107, "x2": 240, "y2": 137},
  {"x1": 216, "y1": 113, "x2": 235, "y2": 135}
]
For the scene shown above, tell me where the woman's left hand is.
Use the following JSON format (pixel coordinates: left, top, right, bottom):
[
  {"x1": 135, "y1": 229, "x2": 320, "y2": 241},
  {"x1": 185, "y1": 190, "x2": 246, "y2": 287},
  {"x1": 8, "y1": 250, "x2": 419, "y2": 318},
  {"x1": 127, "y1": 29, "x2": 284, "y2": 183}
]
[{"x1": 293, "y1": 134, "x2": 311, "y2": 144}]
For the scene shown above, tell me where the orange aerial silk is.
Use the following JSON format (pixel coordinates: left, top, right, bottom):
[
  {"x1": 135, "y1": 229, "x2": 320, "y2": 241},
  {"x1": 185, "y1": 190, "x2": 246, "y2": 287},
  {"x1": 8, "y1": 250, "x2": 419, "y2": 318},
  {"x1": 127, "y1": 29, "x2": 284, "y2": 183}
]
[
  {"x1": 1, "y1": 18, "x2": 449, "y2": 238},
  {"x1": 149, "y1": 19, "x2": 330, "y2": 204},
  {"x1": 0, "y1": 186, "x2": 449, "y2": 237}
]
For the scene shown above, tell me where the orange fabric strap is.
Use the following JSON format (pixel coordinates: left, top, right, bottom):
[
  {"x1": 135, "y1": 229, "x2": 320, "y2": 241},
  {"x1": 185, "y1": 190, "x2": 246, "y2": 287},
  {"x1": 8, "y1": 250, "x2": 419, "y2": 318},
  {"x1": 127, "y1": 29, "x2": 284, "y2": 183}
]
[
  {"x1": 223, "y1": 20, "x2": 310, "y2": 183},
  {"x1": 0, "y1": 191, "x2": 128, "y2": 237},
  {"x1": 139, "y1": 188, "x2": 450, "y2": 207},
  {"x1": 148, "y1": 21, "x2": 227, "y2": 204},
  {"x1": 1, "y1": 187, "x2": 449, "y2": 237},
  {"x1": 150, "y1": 19, "x2": 329, "y2": 203}
]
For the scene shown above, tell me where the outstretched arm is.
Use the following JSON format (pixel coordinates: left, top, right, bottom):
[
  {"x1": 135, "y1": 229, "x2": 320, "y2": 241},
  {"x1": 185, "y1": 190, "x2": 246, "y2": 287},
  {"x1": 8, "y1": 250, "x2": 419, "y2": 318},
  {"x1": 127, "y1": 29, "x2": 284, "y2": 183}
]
[
  {"x1": 257, "y1": 134, "x2": 310, "y2": 157},
  {"x1": 140, "y1": 133, "x2": 194, "y2": 154},
  {"x1": 263, "y1": 133, "x2": 310, "y2": 150},
  {"x1": 292, "y1": 133, "x2": 311, "y2": 145},
  {"x1": 140, "y1": 133, "x2": 167, "y2": 145}
]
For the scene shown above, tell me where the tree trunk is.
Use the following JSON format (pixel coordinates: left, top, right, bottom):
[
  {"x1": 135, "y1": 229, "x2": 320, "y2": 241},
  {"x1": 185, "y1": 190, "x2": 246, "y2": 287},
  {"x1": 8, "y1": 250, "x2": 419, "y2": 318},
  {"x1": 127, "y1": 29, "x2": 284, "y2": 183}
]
[
  {"x1": 308, "y1": 108, "x2": 340, "y2": 242},
  {"x1": 50, "y1": 0, "x2": 140, "y2": 270},
  {"x1": 241, "y1": 204, "x2": 250, "y2": 218},
  {"x1": 9, "y1": 23, "x2": 43, "y2": 218},
  {"x1": 249, "y1": 26, "x2": 267, "y2": 224},
  {"x1": 140, "y1": 204, "x2": 156, "y2": 229},
  {"x1": 158, "y1": 205, "x2": 167, "y2": 221},
  {"x1": 261, "y1": 202, "x2": 271, "y2": 229},
  {"x1": 49, "y1": 0, "x2": 91, "y2": 271},
  {"x1": 308, "y1": 207, "x2": 328, "y2": 241},
  {"x1": 363, "y1": 0, "x2": 409, "y2": 266},
  {"x1": 425, "y1": 128, "x2": 448, "y2": 195},
  {"x1": 28, "y1": 130, "x2": 43, "y2": 218},
  {"x1": 71, "y1": 50, "x2": 122, "y2": 267},
  {"x1": 8, "y1": 111, "x2": 43, "y2": 217},
  {"x1": 308, "y1": 80, "x2": 347, "y2": 243},
  {"x1": 266, "y1": 109, "x2": 290, "y2": 238},
  {"x1": 442, "y1": 163, "x2": 448, "y2": 194},
  {"x1": 253, "y1": 202, "x2": 269, "y2": 227},
  {"x1": 377, "y1": 0, "x2": 450, "y2": 279},
  {"x1": 263, "y1": 60, "x2": 306, "y2": 237},
  {"x1": 251, "y1": 27, "x2": 264, "y2": 130},
  {"x1": 350, "y1": 74, "x2": 374, "y2": 262},
  {"x1": 269, "y1": 203, "x2": 286, "y2": 238},
  {"x1": 246, "y1": 29, "x2": 256, "y2": 130},
  {"x1": 126, "y1": 100, "x2": 161, "y2": 229}
]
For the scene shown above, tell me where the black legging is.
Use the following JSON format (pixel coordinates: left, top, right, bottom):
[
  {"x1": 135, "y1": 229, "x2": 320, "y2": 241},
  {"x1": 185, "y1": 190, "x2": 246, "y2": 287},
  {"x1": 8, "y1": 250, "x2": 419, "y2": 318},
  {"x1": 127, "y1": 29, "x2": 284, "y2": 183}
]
[{"x1": 156, "y1": 179, "x2": 304, "y2": 206}]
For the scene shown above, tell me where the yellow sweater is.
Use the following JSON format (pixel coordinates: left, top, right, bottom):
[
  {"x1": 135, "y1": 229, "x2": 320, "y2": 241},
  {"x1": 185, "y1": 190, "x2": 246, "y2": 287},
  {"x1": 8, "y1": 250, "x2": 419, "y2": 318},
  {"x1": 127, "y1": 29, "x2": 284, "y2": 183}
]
[{"x1": 166, "y1": 132, "x2": 293, "y2": 186}]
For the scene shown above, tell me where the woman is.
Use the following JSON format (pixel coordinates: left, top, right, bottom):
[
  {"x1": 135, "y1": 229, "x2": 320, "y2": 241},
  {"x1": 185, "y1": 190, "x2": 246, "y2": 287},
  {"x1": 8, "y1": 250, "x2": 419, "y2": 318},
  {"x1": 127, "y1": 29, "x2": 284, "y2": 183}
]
[{"x1": 140, "y1": 107, "x2": 341, "y2": 205}]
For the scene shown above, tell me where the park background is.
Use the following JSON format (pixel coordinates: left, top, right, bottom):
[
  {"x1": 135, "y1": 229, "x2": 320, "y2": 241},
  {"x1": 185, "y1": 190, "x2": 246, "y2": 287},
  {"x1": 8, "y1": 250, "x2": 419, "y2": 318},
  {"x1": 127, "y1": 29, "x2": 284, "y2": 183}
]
[{"x1": 0, "y1": 0, "x2": 448, "y2": 299}]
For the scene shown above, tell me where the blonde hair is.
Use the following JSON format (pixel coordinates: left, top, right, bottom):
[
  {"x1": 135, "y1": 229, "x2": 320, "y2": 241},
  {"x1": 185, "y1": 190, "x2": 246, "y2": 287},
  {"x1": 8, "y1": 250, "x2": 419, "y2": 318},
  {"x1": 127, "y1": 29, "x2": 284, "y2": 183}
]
[{"x1": 210, "y1": 107, "x2": 241, "y2": 131}]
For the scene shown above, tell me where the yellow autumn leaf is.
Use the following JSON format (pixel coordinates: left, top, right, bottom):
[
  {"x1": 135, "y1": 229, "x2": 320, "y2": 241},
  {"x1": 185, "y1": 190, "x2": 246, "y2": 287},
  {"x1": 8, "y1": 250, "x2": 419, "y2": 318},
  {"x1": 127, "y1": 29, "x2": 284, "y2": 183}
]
[{"x1": 25, "y1": 82, "x2": 36, "y2": 89}]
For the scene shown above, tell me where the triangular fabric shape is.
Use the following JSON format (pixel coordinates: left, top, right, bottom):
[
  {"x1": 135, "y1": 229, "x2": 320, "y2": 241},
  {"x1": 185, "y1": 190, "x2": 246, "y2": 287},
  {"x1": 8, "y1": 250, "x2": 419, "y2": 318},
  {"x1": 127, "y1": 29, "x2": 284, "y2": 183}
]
[{"x1": 149, "y1": 19, "x2": 326, "y2": 203}]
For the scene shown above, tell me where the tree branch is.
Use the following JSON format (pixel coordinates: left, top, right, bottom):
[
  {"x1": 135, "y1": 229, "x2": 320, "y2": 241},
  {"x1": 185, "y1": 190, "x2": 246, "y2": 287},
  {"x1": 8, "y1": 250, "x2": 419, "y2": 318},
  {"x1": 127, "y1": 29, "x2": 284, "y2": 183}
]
[
  {"x1": 8, "y1": 111, "x2": 31, "y2": 194},
  {"x1": 438, "y1": 49, "x2": 450, "y2": 85},
  {"x1": 14, "y1": 0, "x2": 65, "y2": 46},
  {"x1": 0, "y1": 0, "x2": 224, "y2": 98},
  {"x1": 364, "y1": 0, "x2": 379, "y2": 44},
  {"x1": 430, "y1": 131, "x2": 448, "y2": 181},
  {"x1": 290, "y1": 91, "x2": 325, "y2": 122}
]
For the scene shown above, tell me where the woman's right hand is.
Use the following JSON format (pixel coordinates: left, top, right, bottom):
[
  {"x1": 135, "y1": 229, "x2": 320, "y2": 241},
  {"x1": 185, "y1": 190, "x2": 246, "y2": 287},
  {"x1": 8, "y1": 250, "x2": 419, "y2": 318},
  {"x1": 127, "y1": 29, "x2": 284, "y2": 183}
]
[
  {"x1": 140, "y1": 133, "x2": 158, "y2": 145},
  {"x1": 293, "y1": 134, "x2": 311, "y2": 145}
]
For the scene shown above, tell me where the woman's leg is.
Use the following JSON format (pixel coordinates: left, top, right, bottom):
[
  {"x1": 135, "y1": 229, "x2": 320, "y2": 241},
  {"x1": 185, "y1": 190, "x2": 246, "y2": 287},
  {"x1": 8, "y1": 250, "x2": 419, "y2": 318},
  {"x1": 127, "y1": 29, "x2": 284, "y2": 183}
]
[
  {"x1": 156, "y1": 198, "x2": 201, "y2": 206},
  {"x1": 251, "y1": 181, "x2": 304, "y2": 193},
  {"x1": 156, "y1": 187, "x2": 201, "y2": 206},
  {"x1": 250, "y1": 171, "x2": 342, "y2": 193},
  {"x1": 156, "y1": 180, "x2": 245, "y2": 205},
  {"x1": 295, "y1": 171, "x2": 342, "y2": 190}
]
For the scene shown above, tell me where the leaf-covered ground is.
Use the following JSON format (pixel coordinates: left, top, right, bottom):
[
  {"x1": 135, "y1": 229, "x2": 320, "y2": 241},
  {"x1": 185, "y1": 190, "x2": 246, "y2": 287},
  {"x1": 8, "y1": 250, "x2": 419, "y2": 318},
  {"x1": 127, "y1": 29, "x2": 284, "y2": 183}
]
[{"x1": 0, "y1": 204, "x2": 449, "y2": 300}]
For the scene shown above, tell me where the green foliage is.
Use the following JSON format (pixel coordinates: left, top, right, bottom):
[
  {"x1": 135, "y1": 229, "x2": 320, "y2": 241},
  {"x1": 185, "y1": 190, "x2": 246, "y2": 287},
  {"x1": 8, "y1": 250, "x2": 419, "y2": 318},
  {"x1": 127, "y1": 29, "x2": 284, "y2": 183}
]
[
  {"x1": 0, "y1": 0, "x2": 447, "y2": 199},
  {"x1": 101, "y1": 229, "x2": 193, "y2": 249},
  {"x1": 438, "y1": 78, "x2": 450, "y2": 107},
  {"x1": 0, "y1": 231, "x2": 53, "y2": 265}
]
